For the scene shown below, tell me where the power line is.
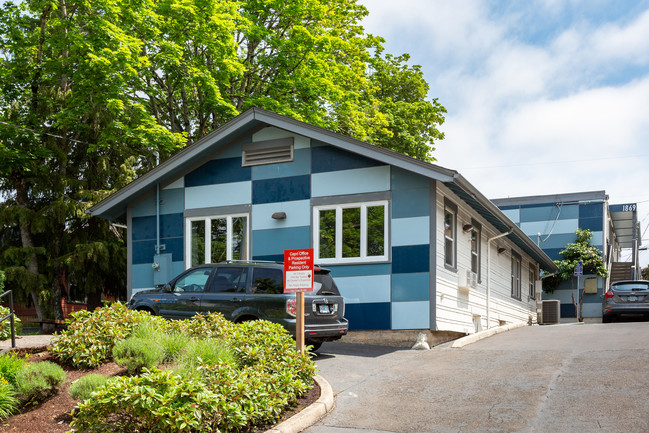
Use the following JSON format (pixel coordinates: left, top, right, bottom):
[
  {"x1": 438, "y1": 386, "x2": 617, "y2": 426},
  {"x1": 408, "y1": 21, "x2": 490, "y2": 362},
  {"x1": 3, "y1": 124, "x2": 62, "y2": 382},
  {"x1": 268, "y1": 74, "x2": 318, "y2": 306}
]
[{"x1": 0, "y1": 121, "x2": 91, "y2": 145}]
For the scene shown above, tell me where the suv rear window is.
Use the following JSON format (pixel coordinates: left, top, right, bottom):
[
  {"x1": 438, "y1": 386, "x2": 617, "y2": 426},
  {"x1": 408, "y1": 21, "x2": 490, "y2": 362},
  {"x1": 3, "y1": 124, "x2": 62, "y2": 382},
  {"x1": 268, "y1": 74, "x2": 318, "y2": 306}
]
[
  {"x1": 613, "y1": 282, "x2": 649, "y2": 291},
  {"x1": 314, "y1": 269, "x2": 340, "y2": 296},
  {"x1": 251, "y1": 268, "x2": 284, "y2": 294}
]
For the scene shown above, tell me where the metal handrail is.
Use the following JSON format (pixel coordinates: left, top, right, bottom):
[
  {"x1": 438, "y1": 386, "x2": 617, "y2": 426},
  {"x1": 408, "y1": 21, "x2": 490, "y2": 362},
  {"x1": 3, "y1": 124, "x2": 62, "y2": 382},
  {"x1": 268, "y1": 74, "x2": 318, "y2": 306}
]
[{"x1": 0, "y1": 290, "x2": 16, "y2": 349}]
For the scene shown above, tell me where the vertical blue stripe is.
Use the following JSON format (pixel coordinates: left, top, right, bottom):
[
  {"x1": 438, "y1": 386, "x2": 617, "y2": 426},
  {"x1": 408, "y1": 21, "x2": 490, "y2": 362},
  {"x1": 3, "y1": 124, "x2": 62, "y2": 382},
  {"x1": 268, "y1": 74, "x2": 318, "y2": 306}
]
[{"x1": 392, "y1": 245, "x2": 430, "y2": 274}]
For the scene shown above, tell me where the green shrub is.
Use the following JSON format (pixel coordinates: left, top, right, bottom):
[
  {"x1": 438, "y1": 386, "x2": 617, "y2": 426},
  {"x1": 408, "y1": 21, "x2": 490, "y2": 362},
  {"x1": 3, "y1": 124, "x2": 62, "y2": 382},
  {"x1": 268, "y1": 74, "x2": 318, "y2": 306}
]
[
  {"x1": 174, "y1": 338, "x2": 235, "y2": 378},
  {"x1": 51, "y1": 303, "x2": 154, "y2": 368},
  {"x1": 0, "y1": 306, "x2": 22, "y2": 341},
  {"x1": 71, "y1": 368, "x2": 227, "y2": 433},
  {"x1": 0, "y1": 378, "x2": 19, "y2": 420},
  {"x1": 16, "y1": 361, "x2": 66, "y2": 403},
  {"x1": 69, "y1": 374, "x2": 109, "y2": 401},
  {"x1": 0, "y1": 353, "x2": 26, "y2": 387},
  {"x1": 113, "y1": 337, "x2": 164, "y2": 375},
  {"x1": 160, "y1": 331, "x2": 187, "y2": 363}
]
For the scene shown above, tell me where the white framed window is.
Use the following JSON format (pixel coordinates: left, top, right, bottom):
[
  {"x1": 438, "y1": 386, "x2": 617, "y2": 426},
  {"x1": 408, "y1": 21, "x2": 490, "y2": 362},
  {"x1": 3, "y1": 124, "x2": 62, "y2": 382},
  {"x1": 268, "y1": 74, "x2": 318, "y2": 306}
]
[
  {"x1": 444, "y1": 199, "x2": 457, "y2": 269},
  {"x1": 529, "y1": 264, "x2": 537, "y2": 299},
  {"x1": 470, "y1": 224, "x2": 481, "y2": 281},
  {"x1": 511, "y1": 252, "x2": 522, "y2": 300},
  {"x1": 313, "y1": 201, "x2": 388, "y2": 264},
  {"x1": 185, "y1": 214, "x2": 249, "y2": 268}
]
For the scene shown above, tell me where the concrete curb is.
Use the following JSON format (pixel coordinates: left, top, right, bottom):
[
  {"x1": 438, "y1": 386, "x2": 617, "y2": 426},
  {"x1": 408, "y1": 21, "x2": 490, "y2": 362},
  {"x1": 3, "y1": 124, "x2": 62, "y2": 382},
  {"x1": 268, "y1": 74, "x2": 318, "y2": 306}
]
[
  {"x1": 451, "y1": 322, "x2": 527, "y2": 348},
  {"x1": 266, "y1": 375, "x2": 334, "y2": 433}
]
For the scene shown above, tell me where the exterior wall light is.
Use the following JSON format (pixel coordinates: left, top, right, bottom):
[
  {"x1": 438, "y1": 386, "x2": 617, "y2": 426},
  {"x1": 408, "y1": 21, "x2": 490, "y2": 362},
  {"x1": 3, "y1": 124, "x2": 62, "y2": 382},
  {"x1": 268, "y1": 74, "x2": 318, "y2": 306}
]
[
  {"x1": 462, "y1": 224, "x2": 473, "y2": 233},
  {"x1": 272, "y1": 212, "x2": 287, "y2": 220},
  {"x1": 497, "y1": 247, "x2": 507, "y2": 255}
]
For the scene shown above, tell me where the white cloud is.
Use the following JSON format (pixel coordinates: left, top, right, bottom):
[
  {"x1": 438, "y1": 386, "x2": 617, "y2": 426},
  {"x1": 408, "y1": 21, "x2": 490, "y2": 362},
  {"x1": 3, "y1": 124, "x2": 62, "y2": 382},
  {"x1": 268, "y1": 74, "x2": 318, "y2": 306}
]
[{"x1": 360, "y1": 0, "x2": 649, "y2": 253}]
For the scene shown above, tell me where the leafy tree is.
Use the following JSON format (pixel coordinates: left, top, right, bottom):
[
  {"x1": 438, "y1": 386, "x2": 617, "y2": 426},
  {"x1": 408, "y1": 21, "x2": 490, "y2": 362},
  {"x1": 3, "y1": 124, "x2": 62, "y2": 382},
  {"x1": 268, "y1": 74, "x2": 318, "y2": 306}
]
[
  {"x1": 543, "y1": 229, "x2": 608, "y2": 322},
  {"x1": 0, "y1": 0, "x2": 446, "y2": 319}
]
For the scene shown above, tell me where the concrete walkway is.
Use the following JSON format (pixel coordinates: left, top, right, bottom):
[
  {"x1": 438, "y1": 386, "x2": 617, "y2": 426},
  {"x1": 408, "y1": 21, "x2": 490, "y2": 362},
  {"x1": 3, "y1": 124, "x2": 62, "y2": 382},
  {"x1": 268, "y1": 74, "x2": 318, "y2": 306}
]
[{"x1": 0, "y1": 334, "x2": 56, "y2": 354}]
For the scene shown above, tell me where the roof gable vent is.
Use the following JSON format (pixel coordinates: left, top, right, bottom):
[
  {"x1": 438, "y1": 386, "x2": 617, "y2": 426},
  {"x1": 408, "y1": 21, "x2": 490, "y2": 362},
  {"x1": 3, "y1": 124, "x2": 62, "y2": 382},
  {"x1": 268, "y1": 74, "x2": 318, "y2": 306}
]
[{"x1": 242, "y1": 137, "x2": 294, "y2": 167}]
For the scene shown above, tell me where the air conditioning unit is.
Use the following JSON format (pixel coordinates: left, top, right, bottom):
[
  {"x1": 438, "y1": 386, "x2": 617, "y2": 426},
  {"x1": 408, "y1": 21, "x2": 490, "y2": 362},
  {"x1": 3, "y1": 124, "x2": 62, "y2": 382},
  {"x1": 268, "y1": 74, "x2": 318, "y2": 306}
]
[
  {"x1": 540, "y1": 300, "x2": 560, "y2": 325},
  {"x1": 458, "y1": 269, "x2": 477, "y2": 291}
]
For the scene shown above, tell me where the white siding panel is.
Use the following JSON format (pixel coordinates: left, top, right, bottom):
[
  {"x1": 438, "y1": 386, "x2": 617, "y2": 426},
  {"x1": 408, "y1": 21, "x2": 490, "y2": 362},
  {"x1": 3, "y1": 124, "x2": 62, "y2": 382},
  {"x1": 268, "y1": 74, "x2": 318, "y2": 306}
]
[{"x1": 434, "y1": 183, "x2": 538, "y2": 333}]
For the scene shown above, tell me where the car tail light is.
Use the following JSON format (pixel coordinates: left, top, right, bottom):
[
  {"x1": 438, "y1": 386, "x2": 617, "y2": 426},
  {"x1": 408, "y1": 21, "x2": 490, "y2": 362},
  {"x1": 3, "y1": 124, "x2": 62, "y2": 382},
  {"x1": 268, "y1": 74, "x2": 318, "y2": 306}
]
[
  {"x1": 604, "y1": 289, "x2": 614, "y2": 299},
  {"x1": 286, "y1": 298, "x2": 297, "y2": 317}
]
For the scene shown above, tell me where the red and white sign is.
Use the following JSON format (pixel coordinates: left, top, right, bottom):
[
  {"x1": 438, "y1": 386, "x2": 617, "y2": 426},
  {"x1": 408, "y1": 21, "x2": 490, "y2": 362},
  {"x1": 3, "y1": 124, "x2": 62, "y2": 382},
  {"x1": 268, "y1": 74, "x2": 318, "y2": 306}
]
[{"x1": 284, "y1": 248, "x2": 314, "y2": 293}]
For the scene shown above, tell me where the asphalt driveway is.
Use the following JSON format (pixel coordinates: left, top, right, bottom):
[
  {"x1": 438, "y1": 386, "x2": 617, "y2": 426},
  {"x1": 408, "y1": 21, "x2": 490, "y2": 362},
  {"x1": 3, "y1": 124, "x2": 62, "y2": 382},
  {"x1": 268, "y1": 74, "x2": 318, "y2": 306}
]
[{"x1": 306, "y1": 322, "x2": 649, "y2": 433}]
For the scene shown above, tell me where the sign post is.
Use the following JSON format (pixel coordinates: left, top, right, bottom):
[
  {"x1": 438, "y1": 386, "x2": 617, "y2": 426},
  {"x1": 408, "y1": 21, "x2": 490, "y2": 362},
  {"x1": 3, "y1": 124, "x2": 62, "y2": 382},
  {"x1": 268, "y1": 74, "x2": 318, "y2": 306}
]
[{"x1": 284, "y1": 248, "x2": 314, "y2": 354}]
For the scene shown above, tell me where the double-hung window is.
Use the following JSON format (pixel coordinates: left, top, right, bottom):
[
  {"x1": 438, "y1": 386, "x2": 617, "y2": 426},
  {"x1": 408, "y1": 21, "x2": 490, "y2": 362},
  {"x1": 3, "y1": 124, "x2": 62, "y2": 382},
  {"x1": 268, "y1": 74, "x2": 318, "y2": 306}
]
[
  {"x1": 444, "y1": 199, "x2": 457, "y2": 269},
  {"x1": 529, "y1": 265, "x2": 537, "y2": 299},
  {"x1": 314, "y1": 201, "x2": 388, "y2": 263},
  {"x1": 470, "y1": 219, "x2": 482, "y2": 281},
  {"x1": 511, "y1": 252, "x2": 522, "y2": 300},
  {"x1": 186, "y1": 214, "x2": 248, "y2": 267}
]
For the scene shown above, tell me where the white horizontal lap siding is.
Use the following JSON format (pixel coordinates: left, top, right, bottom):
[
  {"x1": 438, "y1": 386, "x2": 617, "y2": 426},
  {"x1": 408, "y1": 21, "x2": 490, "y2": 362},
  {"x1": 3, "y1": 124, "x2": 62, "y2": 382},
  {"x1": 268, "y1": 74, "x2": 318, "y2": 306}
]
[{"x1": 435, "y1": 184, "x2": 537, "y2": 333}]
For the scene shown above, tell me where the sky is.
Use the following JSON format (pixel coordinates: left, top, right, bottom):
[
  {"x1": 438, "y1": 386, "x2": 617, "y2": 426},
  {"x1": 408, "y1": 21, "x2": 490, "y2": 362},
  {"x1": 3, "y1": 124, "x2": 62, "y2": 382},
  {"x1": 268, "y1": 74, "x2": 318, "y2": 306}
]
[{"x1": 360, "y1": 0, "x2": 649, "y2": 266}]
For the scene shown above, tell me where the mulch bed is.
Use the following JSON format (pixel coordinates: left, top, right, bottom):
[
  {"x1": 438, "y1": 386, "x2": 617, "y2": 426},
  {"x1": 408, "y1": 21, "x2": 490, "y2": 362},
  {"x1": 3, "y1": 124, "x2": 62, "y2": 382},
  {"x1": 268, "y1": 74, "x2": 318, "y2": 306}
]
[{"x1": 0, "y1": 349, "x2": 320, "y2": 433}]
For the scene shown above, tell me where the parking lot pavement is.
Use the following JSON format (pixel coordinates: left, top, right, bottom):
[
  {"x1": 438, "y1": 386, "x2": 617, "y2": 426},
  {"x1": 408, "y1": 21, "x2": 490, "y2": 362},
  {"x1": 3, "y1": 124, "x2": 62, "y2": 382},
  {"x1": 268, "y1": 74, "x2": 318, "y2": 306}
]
[{"x1": 307, "y1": 323, "x2": 649, "y2": 433}]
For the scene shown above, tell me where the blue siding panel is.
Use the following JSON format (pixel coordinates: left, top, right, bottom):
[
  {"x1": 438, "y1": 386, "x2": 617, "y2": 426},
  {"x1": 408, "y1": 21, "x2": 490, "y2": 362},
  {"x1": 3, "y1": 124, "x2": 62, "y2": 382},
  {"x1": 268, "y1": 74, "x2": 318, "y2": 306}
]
[
  {"x1": 160, "y1": 213, "x2": 183, "y2": 239},
  {"x1": 251, "y1": 200, "x2": 311, "y2": 231},
  {"x1": 391, "y1": 167, "x2": 429, "y2": 190},
  {"x1": 327, "y1": 264, "x2": 392, "y2": 278},
  {"x1": 392, "y1": 216, "x2": 430, "y2": 246},
  {"x1": 161, "y1": 237, "x2": 184, "y2": 262},
  {"x1": 392, "y1": 273, "x2": 430, "y2": 302},
  {"x1": 132, "y1": 240, "x2": 156, "y2": 265},
  {"x1": 132, "y1": 264, "x2": 155, "y2": 289},
  {"x1": 392, "y1": 301, "x2": 430, "y2": 329},
  {"x1": 185, "y1": 157, "x2": 251, "y2": 187},
  {"x1": 185, "y1": 181, "x2": 251, "y2": 209},
  {"x1": 160, "y1": 188, "x2": 185, "y2": 214},
  {"x1": 252, "y1": 148, "x2": 311, "y2": 180},
  {"x1": 520, "y1": 206, "x2": 559, "y2": 223},
  {"x1": 560, "y1": 303, "x2": 576, "y2": 318},
  {"x1": 312, "y1": 166, "x2": 390, "y2": 197},
  {"x1": 542, "y1": 248, "x2": 563, "y2": 261},
  {"x1": 336, "y1": 275, "x2": 391, "y2": 304},
  {"x1": 252, "y1": 226, "x2": 311, "y2": 256},
  {"x1": 345, "y1": 303, "x2": 391, "y2": 330},
  {"x1": 538, "y1": 233, "x2": 579, "y2": 249},
  {"x1": 579, "y1": 203, "x2": 603, "y2": 218},
  {"x1": 252, "y1": 175, "x2": 311, "y2": 204},
  {"x1": 252, "y1": 254, "x2": 284, "y2": 262},
  {"x1": 392, "y1": 245, "x2": 430, "y2": 274},
  {"x1": 132, "y1": 216, "x2": 156, "y2": 241},
  {"x1": 579, "y1": 216, "x2": 603, "y2": 232},
  {"x1": 392, "y1": 187, "x2": 430, "y2": 218},
  {"x1": 311, "y1": 145, "x2": 383, "y2": 173}
]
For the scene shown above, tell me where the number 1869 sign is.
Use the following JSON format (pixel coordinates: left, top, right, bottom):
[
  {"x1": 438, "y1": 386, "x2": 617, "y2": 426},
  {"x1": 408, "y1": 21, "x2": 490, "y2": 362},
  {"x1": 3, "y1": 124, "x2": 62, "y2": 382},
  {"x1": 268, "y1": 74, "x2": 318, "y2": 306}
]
[{"x1": 284, "y1": 249, "x2": 314, "y2": 293}]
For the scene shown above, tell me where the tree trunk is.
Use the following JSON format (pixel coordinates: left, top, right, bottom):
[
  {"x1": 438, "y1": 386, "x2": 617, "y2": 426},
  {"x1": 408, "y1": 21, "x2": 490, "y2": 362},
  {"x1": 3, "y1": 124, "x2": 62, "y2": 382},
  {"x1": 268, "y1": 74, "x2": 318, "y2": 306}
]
[
  {"x1": 15, "y1": 179, "x2": 43, "y2": 321},
  {"x1": 578, "y1": 280, "x2": 585, "y2": 323}
]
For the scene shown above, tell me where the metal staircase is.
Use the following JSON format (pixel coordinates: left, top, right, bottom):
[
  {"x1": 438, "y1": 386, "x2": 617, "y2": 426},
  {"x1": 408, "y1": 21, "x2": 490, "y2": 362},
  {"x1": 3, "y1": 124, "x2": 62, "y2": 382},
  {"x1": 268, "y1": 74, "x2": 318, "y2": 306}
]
[{"x1": 609, "y1": 262, "x2": 633, "y2": 282}]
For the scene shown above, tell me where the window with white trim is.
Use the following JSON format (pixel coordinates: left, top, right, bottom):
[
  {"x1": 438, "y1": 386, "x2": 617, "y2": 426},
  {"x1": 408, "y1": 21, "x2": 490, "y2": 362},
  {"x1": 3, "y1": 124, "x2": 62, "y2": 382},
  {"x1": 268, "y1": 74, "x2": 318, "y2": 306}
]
[
  {"x1": 529, "y1": 264, "x2": 537, "y2": 299},
  {"x1": 470, "y1": 221, "x2": 481, "y2": 281},
  {"x1": 511, "y1": 252, "x2": 522, "y2": 300},
  {"x1": 444, "y1": 200, "x2": 457, "y2": 269},
  {"x1": 314, "y1": 201, "x2": 388, "y2": 263},
  {"x1": 186, "y1": 214, "x2": 248, "y2": 267}
]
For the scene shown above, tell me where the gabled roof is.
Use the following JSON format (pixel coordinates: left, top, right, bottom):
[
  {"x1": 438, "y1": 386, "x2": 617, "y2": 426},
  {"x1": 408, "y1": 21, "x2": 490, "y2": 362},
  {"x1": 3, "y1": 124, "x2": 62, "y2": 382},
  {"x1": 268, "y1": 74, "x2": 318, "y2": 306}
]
[{"x1": 89, "y1": 107, "x2": 557, "y2": 272}]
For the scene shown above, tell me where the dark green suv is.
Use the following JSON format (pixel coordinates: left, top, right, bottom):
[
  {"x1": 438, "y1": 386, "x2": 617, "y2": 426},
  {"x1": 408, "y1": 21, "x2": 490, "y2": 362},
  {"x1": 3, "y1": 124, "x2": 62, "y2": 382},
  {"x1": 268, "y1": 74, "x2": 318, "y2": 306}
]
[{"x1": 127, "y1": 261, "x2": 348, "y2": 350}]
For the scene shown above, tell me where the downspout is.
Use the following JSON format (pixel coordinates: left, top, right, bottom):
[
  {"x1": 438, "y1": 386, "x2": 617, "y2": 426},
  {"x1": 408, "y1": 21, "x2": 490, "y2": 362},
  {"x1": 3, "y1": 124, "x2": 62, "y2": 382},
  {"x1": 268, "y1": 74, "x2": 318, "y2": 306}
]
[
  {"x1": 486, "y1": 228, "x2": 514, "y2": 329},
  {"x1": 154, "y1": 152, "x2": 160, "y2": 257}
]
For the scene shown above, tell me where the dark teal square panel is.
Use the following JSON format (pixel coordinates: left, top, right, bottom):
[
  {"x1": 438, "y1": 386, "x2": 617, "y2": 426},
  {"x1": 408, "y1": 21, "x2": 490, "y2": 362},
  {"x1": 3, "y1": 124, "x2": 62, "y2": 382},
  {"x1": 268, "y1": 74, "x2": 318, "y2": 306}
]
[
  {"x1": 132, "y1": 216, "x2": 156, "y2": 241},
  {"x1": 132, "y1": 240, "x2": 156, "y2": 264},
  {"x1": 392, "y1": 187, "x2": 430, "y2": 218},
  {"x1": 579, "y1": 203, "x2": 603, "y2": 218},
  {"x1": 185, "y1": 157, "x2": 251, "y2": 187},
  {"x1": 311, "y1": 145, "x2": 383, "y2": 173},
  {"x1": 252, "y1": 175, "x2": 310, "y2": 204},
  {"x1": 345, "y1": 303, "x2": 391, "y2": 330},
  {"x1": 160, "y1": 213, "x2": 183, "y2": 239},
  {"x1": 579, "y1": 216, "x2": 602, "y2": 232},
  {"x1": 392, "y1": 245, "x2": 430, "y2": 274},
  {"x1": 392, "y1": 273, "x2": 430, "y2": 302}
]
